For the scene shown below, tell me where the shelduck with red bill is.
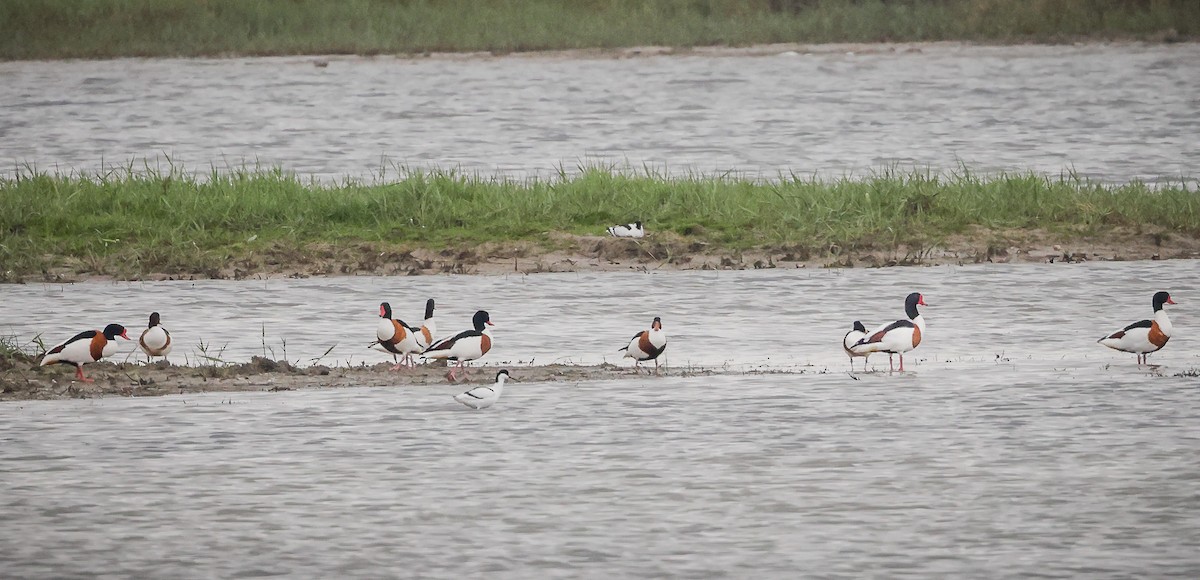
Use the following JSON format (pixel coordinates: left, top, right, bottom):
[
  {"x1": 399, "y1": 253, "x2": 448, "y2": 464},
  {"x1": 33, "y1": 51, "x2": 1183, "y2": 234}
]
[
  {"x1": 843, "y1": 320, "x2": 870, "y2": 370},
  {"x1": 138, "y1": 312, "x2": 172, "y2": 361},
  {"x1": 422, "y1": 310, "x2": 494, "y2": 382},
  {"x1": 620, "y1": 316, "x2": 667, "y2": 375},
  {"x1": 851, "y1": 292, "x2": 927, "y2": 372},
  {"x1": 40, "y1": 323, "x2": 130, "y2": 382},
  {"x1": 1098, "y1": 291, "x2": 1176, "y2": 364},
  {"x1": 371, "y1": 299, "x2": 437, "y2": 370}
]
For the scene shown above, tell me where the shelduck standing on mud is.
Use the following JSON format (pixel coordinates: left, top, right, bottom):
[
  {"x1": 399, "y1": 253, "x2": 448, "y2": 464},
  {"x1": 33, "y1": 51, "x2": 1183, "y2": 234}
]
[
  {"x1": 422, "y1": 310, "x2": 493, "y2": 382},
  {"x1": 1098, "y1": 291, "x2": 1176, "y2": 364},
  {"x1": 373, "y1": 299, "x2": 437, "y2": 370},
  {"x1": 842, "y1": 321, "x2": 870, "y2": 370},
  {"x1": 606, "y1": 221, "x2": 645, "y2": 238},
  {"x1": 620, "y1": 316, "x2": 667, "y2": 374},
  {"x1": 453, "y1": 369, "x2": 512, "y2": 410},
  {"x1": 40, "y1": 323, "x2": 130, "y2": 382},
  {"x1": 138, "y1": 312, "x2": 172, "y2": 361},
  {"x1": 851, "y1": 292, "x2": 927, "y2": 372}
]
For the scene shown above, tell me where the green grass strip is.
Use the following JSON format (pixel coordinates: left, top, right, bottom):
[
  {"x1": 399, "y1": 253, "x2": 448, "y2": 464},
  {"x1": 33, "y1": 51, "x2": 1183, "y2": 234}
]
[
  {"x1": 1, "y1": 164, "x2": 1196, "y2": 280},
  {"x1": 2, "y1": 0, "x2": 1196, "y2": 61}
]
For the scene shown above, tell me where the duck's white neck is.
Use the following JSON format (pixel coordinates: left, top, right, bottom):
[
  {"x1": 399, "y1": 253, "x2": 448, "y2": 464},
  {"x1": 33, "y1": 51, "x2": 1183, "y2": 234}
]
[
  {"x1": 1155, "y1": 309, "x2": 1172, "y2": 336},
  {"x1": 912, "y1": 314, "x2": 926, "y2": 333}
]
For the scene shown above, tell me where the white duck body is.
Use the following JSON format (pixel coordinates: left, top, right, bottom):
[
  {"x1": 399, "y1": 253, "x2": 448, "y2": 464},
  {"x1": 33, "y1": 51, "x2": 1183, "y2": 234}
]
[
  {"x1": 454, "y1": 370, "x2": 509, "y2": 409},
  {"x1": 426, "y1": 327, "x2": 492, "y2": 362},
  {"x1": 856, "y1": 315, "x2": 925, "y2": 356},
  {"x1": 138, "y1": 312, "x2": 172, "y2": 358},
  {"x1": 607, "y1": 222, "x2": 645, "y2": 238},
  {"x1": 1098, "y1": 291, "x2": 1175, "y2": 363},
  {"x1": 624, "y1": 328, "x2": 667, "y2": 361}
]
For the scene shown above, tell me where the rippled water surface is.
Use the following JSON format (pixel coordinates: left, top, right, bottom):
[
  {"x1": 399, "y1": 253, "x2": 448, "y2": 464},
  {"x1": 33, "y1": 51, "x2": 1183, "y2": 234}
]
[
  {"x1": 2, "y1": 43, "x2": 1198, "y2": 182},
  {"x1": 3, "y1": 262, "x2": 1200, "y2": 577}
]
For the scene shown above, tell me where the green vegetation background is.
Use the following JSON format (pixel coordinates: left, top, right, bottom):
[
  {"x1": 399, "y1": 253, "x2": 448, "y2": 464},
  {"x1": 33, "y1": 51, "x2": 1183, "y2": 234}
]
[{"x1": 3, "y1": 0, "x2": 1196, "y2": 60}]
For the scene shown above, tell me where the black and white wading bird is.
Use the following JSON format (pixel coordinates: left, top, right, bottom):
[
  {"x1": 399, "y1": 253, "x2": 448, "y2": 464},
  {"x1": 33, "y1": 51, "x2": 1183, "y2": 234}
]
[
  {"x1": 454, "y1": 369, "x2": 512, "y2": 409},
  {"x1": 606, "y1": 221, "x2": 645, "y2": 238},
  {"x1": 842, "y1": 320, "x2": 870, "y2": 370}
]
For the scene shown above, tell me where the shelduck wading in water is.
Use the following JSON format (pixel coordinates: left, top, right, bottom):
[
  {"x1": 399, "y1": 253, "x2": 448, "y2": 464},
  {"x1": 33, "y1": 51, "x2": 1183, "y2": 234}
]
[
  {"x1": 606, "y1": 221, "x2": 644, "y2": 238},
  {"x1": 453, "y1": 369, "x2": 512, "y2": 410},
  {"x1": 1098, "y1": 291, "x2": 1176, "y2": 365},
  {"x1": 372, "y1": 299, "x2": 436, "y2": 370},
  {"x1": 851, "y1": 292, "x2": 927, "y2": 372},
  {"x1": 620, "y1": 316, "x2": 667, "y2": 374},
  {"x1": 138, "y1": 312, "x2": 172, "y2": 362},
  {"x1": 842, "y1": 320, "x2": 870, "y2": 370},
  {"x1": 40, "y1": 323, "x2": 130, "y2": 382},
  {"x1": 422, "y1": 310, "x2": 493, "y2": 382}
]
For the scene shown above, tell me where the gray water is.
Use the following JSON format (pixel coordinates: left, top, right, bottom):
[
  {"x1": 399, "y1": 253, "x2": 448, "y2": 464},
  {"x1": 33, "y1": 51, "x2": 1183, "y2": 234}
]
[
  {"x1": 3, "y1": 261, "x2": 1200, "y2": 577},
  {"x1": 2, "y1": 43, "x2": 1198, "y2": 182}
]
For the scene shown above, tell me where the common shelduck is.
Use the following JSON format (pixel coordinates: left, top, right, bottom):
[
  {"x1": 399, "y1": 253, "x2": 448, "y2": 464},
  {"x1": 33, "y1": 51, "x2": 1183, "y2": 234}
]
[
  {"x1": 422, "y1": 310, "x2": 493, "y2": 381},
  {"x1": 40, "y1": 323, "x2": 130, "y2": 382},
  {"x1": 607, "y1": 221, "x2": 645, "y2": 238},
  {"x1": 138, "y1": 312, "x2": 172, "y2": 361},
  {"x1": 851, "y1": 292, "x2": 926, "y2": 372},
  {"x1": 372, "y1": 299, "x2": 436, "y2": 370},
  {"x1": 620, "y1": 316, "x2": 667, "y2": 374},
  {"x1": 842, "y1": 320, "x2": 870, "y2": 370},
  {"x1": 453, "y1": 369, "x2": 512, "y2": 410},
  {"x1": 1098, "y1": 291, "x2": 1176, "y2": 364}
]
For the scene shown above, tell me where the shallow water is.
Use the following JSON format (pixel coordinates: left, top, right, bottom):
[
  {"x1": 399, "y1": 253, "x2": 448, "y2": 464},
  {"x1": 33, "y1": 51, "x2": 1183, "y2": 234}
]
[
  {"x1": 0, "y1": 260, "x2": 1196, "y2": 370},
  {"x1": 2, "y1": 262, "x2": 1200, "y2": 576},
  {"x1": 2, "y1": 43, "x2": 1197, "y2": 182}
]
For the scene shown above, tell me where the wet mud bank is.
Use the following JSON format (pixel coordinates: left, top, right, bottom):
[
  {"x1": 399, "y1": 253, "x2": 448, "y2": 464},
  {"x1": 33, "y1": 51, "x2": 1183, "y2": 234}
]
[{"x1": 0, "y1": 357, "x2": 711, "y2": 401}]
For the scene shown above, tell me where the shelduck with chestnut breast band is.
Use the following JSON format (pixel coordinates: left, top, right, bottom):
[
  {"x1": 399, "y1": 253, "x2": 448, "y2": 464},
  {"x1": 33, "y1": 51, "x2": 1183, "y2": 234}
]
[
  {"x1": 620, "y1": 316, "x2": 667, "y2": 375},
  {"x1": 138, "y1": 312, "x2": 172, "y2": 362},
  {"x1": 1098, "y1": 291, "x2": 1176, "y2": 365},
  {"x1": 851, "y1": 292, "x2": 927, "y2": 372},
  {"x1": 422, "y1": 310, "x2": 494, "y2": 382},
  {"x1": 373, "y1": 299, "x2": 436, "y2": 370},
  {"x1": 40, "y1": 323, "x2": 130, "y2": 382}
]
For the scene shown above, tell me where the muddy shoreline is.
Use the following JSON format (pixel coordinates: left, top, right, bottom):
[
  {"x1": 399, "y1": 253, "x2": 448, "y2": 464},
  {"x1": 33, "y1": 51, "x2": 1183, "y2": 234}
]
[
  {"x1": 0, "y1": 357, "x2": 722, "y2": 402},
  {"x1": 15, "y1": 230, "x2": 1200, "y2": 284}
]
